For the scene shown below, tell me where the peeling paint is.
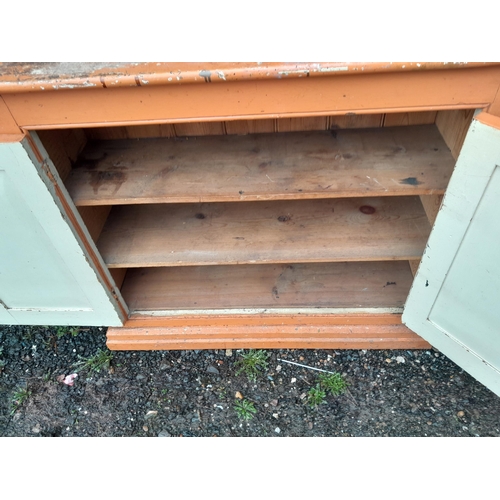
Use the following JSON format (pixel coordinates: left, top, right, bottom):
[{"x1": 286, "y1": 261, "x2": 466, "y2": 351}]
[
  {"x1": 199, "y1": 70, "x2": 212, "y2": 83},
  {"x1": 278, "y1": 70, "x2": 310, "y2": 77},
  {"x1": 319, "y1": 66, "x2": 348, "y2": 72},
  {"x1": 141, "y1": 79, "x2": 149, "y2": 84},
  {"x1": 217, "y1": 71, "x2": 226, "y2": 81}
]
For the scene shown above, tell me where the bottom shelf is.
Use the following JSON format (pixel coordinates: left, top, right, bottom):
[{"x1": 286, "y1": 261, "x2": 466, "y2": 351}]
[
  {"x1": 120, "y1": 261, "x2": 414, "y2": 313},
  {"x1": 109, "y1": 261, "x2": 428, "y2": 350}
]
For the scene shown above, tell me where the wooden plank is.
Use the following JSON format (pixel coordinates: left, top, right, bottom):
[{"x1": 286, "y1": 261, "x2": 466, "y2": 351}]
[
  {"x1": 97, "y1": 196, "x2": 431, "y2": 268},
  {"x1": 106, "y1": 314, "x2": 430, "y2": 350},
  {"x1": 419, "y1": 194, "x2": 443, "y2": 225},
  {"x1": 77, "y1": 205, "x2": 112, "y2": 242},
  {"x1": 36, "y1": 128, "x2": 87, "y2": 181},
  {"x1": 436, "y1": 109, "x2": 475, "y2": 160},
  {"x1": 224, "y1": 119, "x2": 275, "y2": 135},
  {"x1": 126, "y1": 124, "x2": 176, "y2": 138},
  {"x1": 408, "y1": 260, "x2": 420, "y2": 276},
  {"x1": 276, "y1": 116, "x2": 328, "y2": 131},
  {"x1": 174, "y1": 121, "x2": 225, "y2": 136},
  {"x1": 109, "y1": 268, "x2": 127, "y2": 290},
  {"x1": 383, "y1": 111, "x2": 437, "y2": 126},
  {"x1": 86, "y1": 127, "x2": 129, "y2": 140},
  {"x1": 122, "y1": 261, "x2": 413, "y2": 311},
  {"x1": 329, "y1": 114, "x2": 383, "y2": 129},
  {"x1": 67, "y1": 126, "x2": 455, "y2": 206}
]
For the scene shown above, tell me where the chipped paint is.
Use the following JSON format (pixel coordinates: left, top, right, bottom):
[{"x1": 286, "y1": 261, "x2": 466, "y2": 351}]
[
  {"x1": 319, "y1": 66, "x2": 349, "y2": 72},
  {"x1": 0, "y1": 62, "x2": 496, "y2": 95},
  {"x1": 199, "y1": 70, "x2": 212, "y2": 83}
]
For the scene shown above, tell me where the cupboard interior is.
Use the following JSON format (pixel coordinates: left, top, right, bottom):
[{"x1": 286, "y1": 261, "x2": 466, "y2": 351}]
[{"x1": 35, "y1": 109, "x2": 474, "y2": 315}]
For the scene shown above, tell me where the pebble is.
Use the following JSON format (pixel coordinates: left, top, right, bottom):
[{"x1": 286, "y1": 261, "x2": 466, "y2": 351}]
[
  {"x1": 395, "y1": 356, "x2": 405, "y2": 364},
  {"x1": 158, "y1": 430, "x2": 171, "y2": 437},
  {"x1": 235, "y1": 391, "x2": 243, "y2": 399},
  {"x1": 275, "y1": 427, "x2": 281, "y2": 434},
  {"x1": 276, "y1": 365, "x2": 282, "y2": 372},
  {"x1": 143, "y1": 425, "x2": 149, "y2": 432},
  {"x1": 206, "y1": 365, "x2": 220, "y2": 375},
  {"x1": 270, "y1": 399, "x2": 278, "y2": 406},
  {"x1": 145, "y1": 410, "x2": 158, "y2": 420},
  {"x1": 308, "y1": 422, "x2": 313, "y2": 430},
  {"x1": 225, "y1": 349, "x2": 233, "y2": 357},
  {"x1": 136, "y1": 374, "x2": 146, "y2": 381},
  {"x1": 291, "y1": 378, "x2": 297, "y2": 383},
  {"x1": 457, "y1": 411, "x2": 465, "y2": 418},
  {"x1": 273, "y1": 413, "x2": 279, "y2": 419}
]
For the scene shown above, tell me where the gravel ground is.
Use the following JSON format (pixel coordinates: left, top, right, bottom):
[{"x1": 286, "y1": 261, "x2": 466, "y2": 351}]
[{"x1": 1, "y1": 324, "x2": 499, "y2": 437}]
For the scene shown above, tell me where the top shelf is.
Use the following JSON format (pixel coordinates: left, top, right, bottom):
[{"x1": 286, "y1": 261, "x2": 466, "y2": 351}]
[{"x1": 66, "y1": 125, "x2": 455, "y2": 206}]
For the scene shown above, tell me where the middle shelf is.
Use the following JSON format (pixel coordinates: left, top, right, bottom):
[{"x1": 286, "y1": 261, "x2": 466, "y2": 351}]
[{"x1": 97, "y1": 196, "x2": 431, "y2": 268}]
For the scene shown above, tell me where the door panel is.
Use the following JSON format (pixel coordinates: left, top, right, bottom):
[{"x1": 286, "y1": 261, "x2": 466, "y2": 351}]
[
  {"x1": 0, "y1": 139, "x2": 125, "y2": 326},
  {"x1": 403, "y1": 114, "x2": 500, "y2": 396}
]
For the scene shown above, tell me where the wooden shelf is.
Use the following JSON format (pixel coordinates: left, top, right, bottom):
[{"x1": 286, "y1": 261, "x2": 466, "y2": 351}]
[
  {"x1": 66, "y1": 125, "x2": 454, "y2": 206},
  {"x1": 97, "y1": 196, "x2": 431, "y2": 268},
  {"x1": 121, "y1": 261, "x2": 413, "y2": 312}
]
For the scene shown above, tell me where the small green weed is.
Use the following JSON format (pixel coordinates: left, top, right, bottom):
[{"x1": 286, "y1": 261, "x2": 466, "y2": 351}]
[
  {"x1": 318, "y1": 372, "x2": 347, "y2": 396},
  {"x1": 11, "y1": 387, "x2": 31, "y2": 415},
  {"x1": 73, "y1": 348, "x2": 113, "y2": 374},
  {"x1": 234, "y1": 399, "x2": 257, "y2": 420},
  {"x1": 307, "y1": 385, "x2": 326, "y2": 408},
  {"x1": 235, "y1": 349, "x2": 269, "y2": 382},
  {"x1": 55, "y1": 326, "x2": 80, "y2": 339}
]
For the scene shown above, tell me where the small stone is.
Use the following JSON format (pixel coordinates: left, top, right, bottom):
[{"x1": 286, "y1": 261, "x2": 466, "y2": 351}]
[
  {"x1": 385, "y1": 358, "x2": 392, "y2": 363},
  {"x1": 270, "y1": 399, "x2": 278, "y2": 407},
  {"x1": 273, "y1": 413, "x2": 279, "y2": 419},
  {"x1": 235, "y1": 391, "x2": 243, "y2": 399},
  {"x1": 143, "y1": 425, "x2": 149, "y2": 432},
  {"x1": 275, "y1": 427, "x2": 281, "y2": 433},
  {"x1": 158, "y1": 430, "x2": 171, "y2": 437},
  {"x1": 291, "y1": 378, "x2": 297, "y2": 383},
  {"x1": 225, "y1": 349, "x2": 233, "y2": 357},
  {"x1": 276, "y1": 365, "x2": 282, "y2": 372},
  {"x1": 300, "y1": 393, "x2": 307, "y2": 400},
  {"x1": 396, "y1": 356, "x2": 405, "y2": 364},
  {"x1": 457, "y1": 411, "x2": 465, "y2": 418},
  {"x1": 206, "y1": 365, "x2": 220, "y2": 375},
  {"x1": 145, "y1": 410, "x2": 158, "y2": 420},
  {"x1": 299, "y1": 356, "x2": 304, "y2": 361},
  {"x1": 32, "y1": 424, "x2": 40, "y2": 434},
  {"x1": 136, "y1": 374, "x2": 146, "y2": 381},
  {"x1": 159, "y1": 363, "x2": 169, "y2": 371},
  {"x1": 308, "y1": 422, "x2": 313, "y2": 430}
]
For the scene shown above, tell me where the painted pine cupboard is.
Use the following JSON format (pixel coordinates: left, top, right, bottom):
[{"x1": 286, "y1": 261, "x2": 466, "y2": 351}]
[{"x1": 1, "y1": 63, "x2": 499, "y2": 395}]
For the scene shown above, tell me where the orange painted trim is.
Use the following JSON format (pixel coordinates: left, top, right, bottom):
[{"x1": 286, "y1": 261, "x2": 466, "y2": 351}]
[
  {"x1": 3, "y1": 66, "x2": 500, "y2": 129},
  {"x1": 0, "y1": 62, "x2": 496, "y2": 94},
  {"x1": 0, "y1": 96, "x2": 21, "y2": 134},
  {"x1": 475, "y1": 111, "x2": 500, "y2": 130},
  {"x1": 107, "y1": 314, "x2": 431, "y2": 351}
]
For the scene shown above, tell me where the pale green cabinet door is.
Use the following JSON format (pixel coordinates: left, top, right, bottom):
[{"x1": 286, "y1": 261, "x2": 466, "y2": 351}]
[
  {"x1": 403, "y1": 114, "x2": 500, "y2": 397},
  {"x1": 0, "y1": 139, "x2": 125, "y2": 326}
]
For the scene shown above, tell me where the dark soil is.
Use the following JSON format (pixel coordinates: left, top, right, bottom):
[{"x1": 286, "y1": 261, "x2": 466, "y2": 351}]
[{"x1": 1, "y1": 325, "x2": 499, "y2": 437}]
